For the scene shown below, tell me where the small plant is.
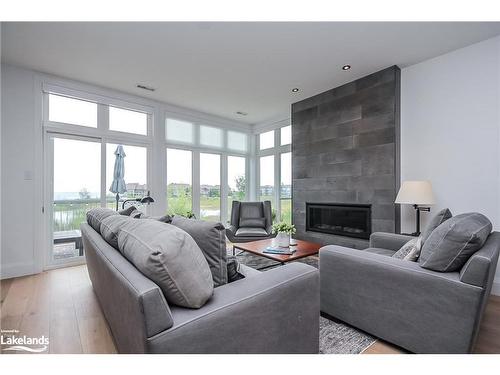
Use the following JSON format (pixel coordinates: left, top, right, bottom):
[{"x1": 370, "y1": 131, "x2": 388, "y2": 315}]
[{"x1": 272, "y1": 222, "x2": 296, "y2": 235}]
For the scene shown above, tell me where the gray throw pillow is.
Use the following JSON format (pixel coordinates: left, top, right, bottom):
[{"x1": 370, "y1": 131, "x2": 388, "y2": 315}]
[
  {"x1": 152, "y1": 215, "x2": 172, "y2": 223},
  {"x1": 419, "y1": 212, "x2": 492, "y2": 272},
  {"x1": 239, "y1": 217, "x2": 266, "y2": 228},
  {"x1": 171, "y1": 216, "x2": 228, "y2": 287},
  {"x1": 421, "y1": 208, "x2": 452, "y2": 244},
  {"x1": 118, "y1": 219, "x2": 214, "y2": 308},
  {"x1": 86, "y1": 208, "x2": 119, "y2": 234},
  {"x1": 100, "y1": 215, "x2": 132, "y2": 249},
  {"x1": 392, "y1": 237, "x2": 422, "y2": 262}
]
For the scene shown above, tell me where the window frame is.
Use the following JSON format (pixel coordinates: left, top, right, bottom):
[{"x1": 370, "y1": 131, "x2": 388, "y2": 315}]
[
  {"x1": 256, "y1": 122, "x2": 292, "y2": 223},
  {"x1": 165, "y1": 116, "x2": 251, "y2": 224}
]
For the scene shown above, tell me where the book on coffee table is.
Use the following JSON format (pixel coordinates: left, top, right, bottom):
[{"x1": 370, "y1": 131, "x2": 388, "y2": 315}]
[{"x1": 263, "y1": 246, "x2": 296, "y2": 255}]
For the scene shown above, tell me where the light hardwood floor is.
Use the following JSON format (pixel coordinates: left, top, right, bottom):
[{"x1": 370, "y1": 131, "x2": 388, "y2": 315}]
[{"x1": 1, "y1": 265, "x2": 500, "y2": 354}]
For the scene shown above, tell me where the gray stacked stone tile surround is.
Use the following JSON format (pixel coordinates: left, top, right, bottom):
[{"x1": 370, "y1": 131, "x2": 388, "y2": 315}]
[{"x1": 291, "y1": 66, "x2": 401, "y2": 249}]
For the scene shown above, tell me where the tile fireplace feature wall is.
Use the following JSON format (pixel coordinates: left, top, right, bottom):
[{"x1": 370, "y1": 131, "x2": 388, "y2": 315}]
[{"x1": 291, "y1": 66, "x2": 401, "y2": 249}]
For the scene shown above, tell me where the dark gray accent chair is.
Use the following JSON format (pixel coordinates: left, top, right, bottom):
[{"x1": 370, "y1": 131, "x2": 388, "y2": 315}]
[
  {"x1": 81, "y1": 222, "x2": 319, "y2": 353},
  {"x1": 319, "y1": 231, "x2": 500, "y2": 354},
  {"x1": 226, "y1": 201, "x2": 275, "y2": 243}
]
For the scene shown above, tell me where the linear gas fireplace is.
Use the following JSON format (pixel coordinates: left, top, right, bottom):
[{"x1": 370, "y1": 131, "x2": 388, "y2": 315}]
[{"x1": 306, "y1": 203, "x2": 372, "y2": 240}]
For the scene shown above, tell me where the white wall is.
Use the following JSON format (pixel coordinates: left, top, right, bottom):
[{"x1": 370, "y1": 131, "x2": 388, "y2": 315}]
[
  {"x1": 1, "y1": 64, "x2": 37, "y2": 278},
  {"x1": 401, "y1": 35, "x2": 500, "y2": 294}
]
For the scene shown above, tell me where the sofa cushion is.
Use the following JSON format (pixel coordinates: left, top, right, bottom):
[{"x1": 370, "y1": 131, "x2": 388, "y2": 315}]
[
  {"x1": 392, "y1": 237, "x2": 422, "y2": 261},
  {"x1": 240, "y1": 202, "x2": 264, "y2": 220},
  {"x1": 118, "y1": 219, "x2": 214, "y2": 308},
  {"x1": 239, "y1": 217, "x2": 266, "y2": 228},
  {"x1": 364, "y1": 248, "x2": 396, "y2": 257},
  {"x1": 419, "y1": 213, "x2": 492, "y2": 272},
  {"x1": 235, "y1": 227, "x2": 268, "y2": 237},
  {"x1": 421, "y1": 208, "x2": 452, "y2": 244},
  {"x1": 86, "y1": 208, "x2": 119, "y2": 234},
  {"x1": 171, "y1": 216, "x2": 228, "y2": 287},
  {"x1": 100, "y1": 215, "x2": 132, "y2": 249}
]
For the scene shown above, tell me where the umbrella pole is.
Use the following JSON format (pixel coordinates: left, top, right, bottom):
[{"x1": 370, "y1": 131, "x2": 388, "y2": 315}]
[{"x1": 115, "y1": 193, "x2": 119, "y2": 211}]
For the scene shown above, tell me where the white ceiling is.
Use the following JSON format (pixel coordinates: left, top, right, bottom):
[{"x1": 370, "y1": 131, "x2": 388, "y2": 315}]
[{"x1": 2, "y1": 22, "x2": 500, "y2": 124}]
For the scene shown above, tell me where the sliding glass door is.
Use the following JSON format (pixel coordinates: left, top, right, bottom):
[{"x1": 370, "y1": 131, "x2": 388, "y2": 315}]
[{"x1": 48, "y1": 135, "x2": 101, "y2": 265}]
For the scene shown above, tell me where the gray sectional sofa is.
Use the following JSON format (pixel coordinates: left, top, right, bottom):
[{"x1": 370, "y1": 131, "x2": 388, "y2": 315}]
[
  {"x1": 81, "y1": 220, "x2": 319, "y2": 354},
  {"x1": 320, "y1": 231, "x2": 500, "y2": 353}
]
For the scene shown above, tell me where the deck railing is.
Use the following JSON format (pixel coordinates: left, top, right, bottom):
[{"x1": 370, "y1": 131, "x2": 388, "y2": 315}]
[{"x1": 53, "y1": 199, "x2": 115, "y2": 232}]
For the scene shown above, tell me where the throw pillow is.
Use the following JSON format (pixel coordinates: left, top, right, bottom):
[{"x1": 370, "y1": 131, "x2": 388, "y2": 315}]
[
  {"x1": 171, "y1": 215, "x2": 228, "y2": 287},
  {"x1": 100, "y1": 215, "x2": 132, "y2": 249},
  {"x1": 118, "y1": 219, "x2": 214, "y2": 308},
  {"x1": 152, "y1": 215, "x2": 172, "y2": 223},
  {"x1": 239, "y1": 217, "x2": 266, "y2": 228},
  {"x1": 86, "y1": 208, "x2": 119, "y2": 234},
  {"x1": 421, "y1": 208, "x2": 452, "y2": 244},
  {"x1": 227, "y1": 255, "x2": 245, "y2": 283},
  {"x1": 392, "y1": 237, "x2": 422, "y2": 261},
  {"x1": 118, "y1": 205, "x2": 137, "y2": 216},
  {"x1": 419, "y1": 212, "x2": 492, "y2": 272}
]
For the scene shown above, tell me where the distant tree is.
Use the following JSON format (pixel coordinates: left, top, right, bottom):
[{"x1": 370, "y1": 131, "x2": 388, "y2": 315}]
[
  {"x1": 79, "y1": 188, "x2": 91, "y2": 200},
  {"x1": 235, "y1": 175, "x2": 246, "y2": 199},
  {"x1": 208, "y1": 187, "x2": 220, "y2": 198}
]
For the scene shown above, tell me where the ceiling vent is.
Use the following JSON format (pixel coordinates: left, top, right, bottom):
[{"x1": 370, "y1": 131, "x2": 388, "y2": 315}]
[{"x1": 136, "y1": 84, "x2": 156, "y2": 92}]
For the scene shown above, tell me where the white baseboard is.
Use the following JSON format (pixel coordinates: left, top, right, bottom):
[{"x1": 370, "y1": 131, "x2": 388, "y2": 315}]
[{"x1": 0, "y1": 261, "x2": 35, "y2": 280}]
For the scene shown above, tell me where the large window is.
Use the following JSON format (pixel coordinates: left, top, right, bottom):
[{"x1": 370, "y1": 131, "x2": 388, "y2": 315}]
[
  {"x1": 257, "y1": 124, "x2": 292, "y2": 224},
  {"x1": 228, "y1": 131, "x2": 247, "y2": 152},
  {"x1": 200, "y1": 125, "x2": 223, "y2": 148},
  {"x1": 227, "y1": 156, "x2": 246, "y2": 219},
  {"x1": 259, "y1": 155, "x2": 275, "y2": 206},
  {"x1": 167, "y1": 148, "x2": 193, "y2": 216},
  {"x1": 109, "y1": 106, "x2": 148, "y2": 135},
  {"x1": 280, "y1": 152, "x2": 292, "y2": 224},
  {"x1": 165, "y1": 118, "x2": 249, "y2": 223},
  {"x1": 280, "y1": 125, "x2": 291, "y2": 146},
  {"x1": 52, "y1": 137, "x2": 101, "y2": 261},
  {"x1": 49, "y1": 94, "x2": 97, "y2": 128},
  {"x1": 45, "y1": 88, "x2": 153, "y2": 267},
  {"x1": 106, "y1": 144, "x2": 148, "y2": 210},
  {"x1": 166, "y1": 118, "x2": 194, "y2": 144},
  {"x1": 259, "y1": 130, "x2": 274, "y2": 150},
  {"x1": 200, "y1": 153, "x2": 221, "y2": 221}
]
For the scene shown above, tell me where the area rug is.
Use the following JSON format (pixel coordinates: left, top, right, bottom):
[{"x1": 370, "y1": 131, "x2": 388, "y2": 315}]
[{"x1": 229, "y1": 248, "x2": 376, "y2": 354}]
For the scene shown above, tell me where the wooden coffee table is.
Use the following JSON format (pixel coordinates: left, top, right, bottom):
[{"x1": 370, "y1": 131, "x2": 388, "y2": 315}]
[{"x1": 233, "y1": 238, "x2": 322, "y2": 270}]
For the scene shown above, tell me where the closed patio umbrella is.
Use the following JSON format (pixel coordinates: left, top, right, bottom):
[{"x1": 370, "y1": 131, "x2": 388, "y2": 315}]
[{"x1": 109, "y1": 145, "x2": 127, "y2": 211}]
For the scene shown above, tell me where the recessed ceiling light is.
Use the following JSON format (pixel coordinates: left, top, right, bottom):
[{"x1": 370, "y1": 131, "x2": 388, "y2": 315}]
[
  {"x1": 342, "y1": 65, "x2": 351, "y2": 71},
  {"x1": 136, "y1": 84, "x2": 156, "y2": 92},
  {"x1": 236, "y1": 111, "x2": 248, "y2": 116},
  {"x1": 291, "y1": 88, "x2": 299, "y2": 93}
]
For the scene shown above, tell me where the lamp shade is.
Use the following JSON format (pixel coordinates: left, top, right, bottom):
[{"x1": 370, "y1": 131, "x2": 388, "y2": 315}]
[{"x1": 395, "y1": 181, "x2": 435, "y2": 205}]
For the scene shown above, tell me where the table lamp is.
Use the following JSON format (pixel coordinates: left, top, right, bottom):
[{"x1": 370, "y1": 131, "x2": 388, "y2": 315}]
[{"x1": 395, "y1": 181, "x2": 435, "y2": 236}]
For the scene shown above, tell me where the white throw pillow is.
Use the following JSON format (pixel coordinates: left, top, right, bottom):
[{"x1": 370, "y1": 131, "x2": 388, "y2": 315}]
[{"x1": 392, "y1": 237, "x2": 422, "y2": 262}]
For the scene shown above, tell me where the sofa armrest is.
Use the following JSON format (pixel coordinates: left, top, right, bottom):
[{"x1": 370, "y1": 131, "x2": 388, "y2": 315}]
[
  {"x1": 320, "y1": 245, "x2": 483, "y2": 353},
  {"x1": 369, "y1": 232, "x2": 413, "y2": 251},
  {"x1": 147, "y1": 262, "x2": 319, "y2": 353}
]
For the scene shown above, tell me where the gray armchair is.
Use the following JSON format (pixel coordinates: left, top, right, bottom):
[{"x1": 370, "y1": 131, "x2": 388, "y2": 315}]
[
  {"x1": 319, "y1": 231, "x2": 500, "y2": 353},
  {"x1": 226, "y1": 201, "x2": 275, "y2": 243}
]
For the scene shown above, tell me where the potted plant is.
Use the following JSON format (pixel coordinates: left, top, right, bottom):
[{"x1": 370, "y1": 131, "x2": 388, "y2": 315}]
[{"x1": 272, "y1": 222, "x2": 296, "y2": 247}]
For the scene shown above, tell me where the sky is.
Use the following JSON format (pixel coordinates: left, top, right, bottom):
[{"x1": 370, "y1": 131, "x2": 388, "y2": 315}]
[{"x1": 53, "y1": 139, "x2": 147, "y2": 195}]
